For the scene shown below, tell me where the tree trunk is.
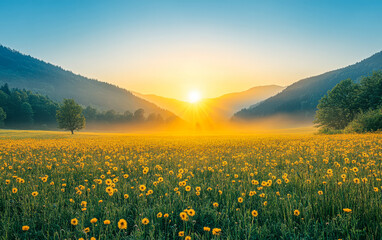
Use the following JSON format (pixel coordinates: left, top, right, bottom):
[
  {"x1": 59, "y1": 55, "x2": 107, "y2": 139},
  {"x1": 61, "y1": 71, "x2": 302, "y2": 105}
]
[{"x1": 71, "y1": 129, "x2": 74, "y2": 134}]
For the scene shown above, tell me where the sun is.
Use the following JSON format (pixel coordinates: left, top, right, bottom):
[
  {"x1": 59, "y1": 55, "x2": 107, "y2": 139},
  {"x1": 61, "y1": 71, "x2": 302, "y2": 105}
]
[{"x1": 187, "y1": 90, "x2": 201, "y2": 103}]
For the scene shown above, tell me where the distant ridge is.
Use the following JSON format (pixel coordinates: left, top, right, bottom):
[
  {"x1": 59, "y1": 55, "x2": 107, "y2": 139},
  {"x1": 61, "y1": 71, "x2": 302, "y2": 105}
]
[
  {"x1": 0, "y1": 45, "x2": 175, "y2": 119},
  {"x1": 234, "y1": 51, "x2": 382, "y2": 120},
  {"x1": 134, "y1": 85, "x2": 284, "y2": 121}
]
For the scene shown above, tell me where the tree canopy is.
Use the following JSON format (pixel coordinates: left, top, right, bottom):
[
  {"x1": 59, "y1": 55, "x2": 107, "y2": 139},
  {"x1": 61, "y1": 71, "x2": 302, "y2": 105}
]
[
  {"x1": 56, "y1": 99, "x2": 86, "y2": 134},
  {"x1": 315, "y1": 71, "x2": 382, "y2": 132}
]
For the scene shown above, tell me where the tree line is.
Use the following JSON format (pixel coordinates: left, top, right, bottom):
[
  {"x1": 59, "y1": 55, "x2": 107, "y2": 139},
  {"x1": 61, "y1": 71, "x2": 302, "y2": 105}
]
[
  {"x1": 315, "y1": 71, "x2": 382, "y2": 133},
  {"x1": 0, "y1": 83, "x2": 165, "y2": 129}
]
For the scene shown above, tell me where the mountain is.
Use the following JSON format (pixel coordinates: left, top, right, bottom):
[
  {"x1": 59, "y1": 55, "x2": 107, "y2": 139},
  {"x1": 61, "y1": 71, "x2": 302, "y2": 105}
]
[
  {"x1": 134, "y1": 85, "x2": 284, "y2": 123},
  {"x1": 234, "y1": 51, "x2": 382, "y2": 120},
  {"x1": 0, "y1": 45, "x2": 175, "y2": 119}
]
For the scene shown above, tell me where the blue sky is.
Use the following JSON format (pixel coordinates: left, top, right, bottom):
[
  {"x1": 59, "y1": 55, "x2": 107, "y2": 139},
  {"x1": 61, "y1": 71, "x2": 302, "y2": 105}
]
[{"x1": 1, "y1": 0, "x2": 382, "y2": 100}]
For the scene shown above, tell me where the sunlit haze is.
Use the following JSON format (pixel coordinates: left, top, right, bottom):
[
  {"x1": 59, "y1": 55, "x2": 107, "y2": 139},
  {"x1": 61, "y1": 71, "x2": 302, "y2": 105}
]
[
  {"x1": 187, "y1": 90, "x2": 201, "y2": 103},
  {"x1": 1, "y1": 0, "x2": 382, "y2": 100}
]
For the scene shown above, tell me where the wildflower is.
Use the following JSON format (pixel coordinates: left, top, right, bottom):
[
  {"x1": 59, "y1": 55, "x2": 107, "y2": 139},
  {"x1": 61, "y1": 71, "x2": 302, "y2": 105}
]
[
  {"x1": 318, "y1": 191, "x2": 323, "y2": 195},
  {"x1": 178, "y1": 231, "x2": 185, "y2": 236},
  {"x1": 204, "y1": 226, "x2": 211, "y2": 231},
  {"x1": 22, "y1": 226, "x2": 30, "y2": 231},
  {"x1": 84, "y1": 227, "x2": 90, "y2": 233},
  {"x1": 90, "y1": 218, "x2": 97, "y2": 224},
  {"x1": 251, "y1": 210, "x2": 258, "y2": 217},
  {"x1": 118, "y1": 219, "x2": 127, "y2": 229},
  {"x1": 188, "y1": 209, "x2": 195, "y2": 216},
  {"x1": 139, "y1": 185, "x2": 146, "y2": 191},
  {"x1": 104, "y1": 220, "x2": 111, "y2": 225},
  {"x1": 124, "y1": 194, "x2": 129, "y2": 199},
  {"x1": 157, "y1": 212, "x2": 163, "y2": 218},
  {"x1": 71, "y1": 218, "x2": 78, "y2": 226},
  {"x1": 213, "y1": 202, "x2": 219, "y2": 208},
  {"x1": 12, "y1": 188, "x2": 17, "y2": 193},
  {"x1": 142, "y1": 218, "x2": 149, "y2": 225},
  {"x1": 238, "y1": 197, "x2": 243, "y2": 203},
  {"x1": 185, "y1": 236, "x2": 191, "y2": 240},
  {"x1": 180, "y1": 212, "x2": 188, "y2": 221},
  {"x1": 343, "y1": 208, "x2": 352, "y2": 213},
  {"x1": 294, "y1": 210, "x2": 300, "y2": 216},
  {"x1": 212, "y1": 228, "x2": 221, "y2": 236},
  {"x1": 32, "y1": 191, "x2": 38, "y2": 197}
]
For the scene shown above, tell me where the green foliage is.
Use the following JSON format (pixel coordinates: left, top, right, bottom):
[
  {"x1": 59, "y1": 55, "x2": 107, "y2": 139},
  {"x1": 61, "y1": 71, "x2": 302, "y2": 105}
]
[
  {"x1": 0, "y1": 84, "x2": 59, "y2": 128},
  {"x1": 56, "y1": 99, "x2": 85, "y2": 134},
  {"x1": 314, "y1": 79, "x2": 359, "y2": 130},
  {"x1": 357, "y1": 71, "x2": 382, "y2": 111},
  {"x1": 0, "y1": 107, "x2": 6, "y2": 127},
  {"x1": 345, "y1": 108, "x2": 382, "y2": 133},
  {"x1": 315, "y1": 71, "x2": 382, "y2": 133}
]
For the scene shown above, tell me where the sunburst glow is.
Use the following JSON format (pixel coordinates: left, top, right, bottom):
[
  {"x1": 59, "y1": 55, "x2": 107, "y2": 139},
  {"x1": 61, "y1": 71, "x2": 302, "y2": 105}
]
[{"x1": 187, "y1": 90, "x2": 201, "y2": 103}]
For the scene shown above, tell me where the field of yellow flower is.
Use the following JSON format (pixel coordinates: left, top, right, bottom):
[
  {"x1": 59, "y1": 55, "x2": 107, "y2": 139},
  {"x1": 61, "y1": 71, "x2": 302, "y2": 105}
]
[{"x1": 1, "y1": 131, "x2": 382, "y2": 239}]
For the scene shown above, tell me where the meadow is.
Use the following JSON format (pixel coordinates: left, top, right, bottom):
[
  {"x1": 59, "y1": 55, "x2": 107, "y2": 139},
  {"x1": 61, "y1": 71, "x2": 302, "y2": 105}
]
[{"x1": 0, "y1": 130, "x2": 382, "y2": 239}]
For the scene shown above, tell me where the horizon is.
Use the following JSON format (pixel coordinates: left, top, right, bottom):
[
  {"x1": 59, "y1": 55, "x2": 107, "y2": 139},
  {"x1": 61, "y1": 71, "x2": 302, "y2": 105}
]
[{"x1": 1, "y1": 0, "x2": 382, "y2": 101}]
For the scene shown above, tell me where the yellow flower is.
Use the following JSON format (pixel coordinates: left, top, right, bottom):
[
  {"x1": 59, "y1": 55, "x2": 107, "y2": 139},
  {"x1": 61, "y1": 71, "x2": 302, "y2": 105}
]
[
  {"x1": 204, "y1": 226, "x2": 211, "y2": 231},
  {"x1": 213, "y1": 202, "x2": 219, "y2": 208},
  {"x1": 118, "y1": 219, "x2": 127, "y2": 229},
  {"x1": 353, "y1": 178, "x2": 360, "y2": 184},
  {"x1": 22, "y1": 226, "x2": 30, "y2": 231},
  {"x1": 157, "y1": 212, "x2": 163, "y2": 218},
  {"x1": 293, "y1": 210, "x2": 300, "y2": 216},
  {"x1": 81, "y1": 201, "x2": 87, "y2": 207},
  {"x1": 12, "y1": 188, "x2": 17, "y2": 193},
  {"x1": 164, "y1": 213, "x2": 169, "y2": 218},
  {"x1": 318, "y1": 191, "x2": 323, "y2": 195},
  {"x1": 238, "y1": 197, "x2": 243, "y2": 203},
  {"x1": 185, "y1": 236, "x2": 191, "y2": 240},
  {"x1": 124, "y1": 194, "x2": 129, "y2": 199},
  {"x1": 343, "y1": 208, "x2": 352, "y2": 213},
  {"x1": 90, "y1": 218, "x2": 98, "y2": 224},
  {"x1": 178, "y1": 231, "x2": 185, "y2": 237},
  {"x1": 212, "y1": 228, "x2": 221, "y2": 236},
  {"x1": 180, "y1": 212, "x2": 188, "y2": 221},
  {"x1": 188, "y1": 209, "x2": 195, "y2": 216},
  {"x1": 32, "y1": 191, "x2": 38, "y2": 197},
  {"x1": 71, "y1": 218, "x2": 78, "y2": 226},
  {"x1": 139, "y1": 185, "x2": 146, "y2": 191},
  {"x1": 142, "y1": 218, "x2": 149, "y2": 225},
  {"x1": 84, "y1": 227, "x2": 90, "y2": 233},
  {"x1": 185, "y1": 186, "x2": 191, "y2": 191},
  {"x1": 104, "y1": 220, "x2": 111, "y2": 225},
  {"x1": 251, "y1": 210, "x2": 258, "y2": 217}
]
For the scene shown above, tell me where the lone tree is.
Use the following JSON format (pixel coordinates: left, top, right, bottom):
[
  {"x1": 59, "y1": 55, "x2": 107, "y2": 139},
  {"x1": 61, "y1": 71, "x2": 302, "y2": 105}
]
[{"x1": 56, "y1": 99, "x2": 85, "y2": 134}]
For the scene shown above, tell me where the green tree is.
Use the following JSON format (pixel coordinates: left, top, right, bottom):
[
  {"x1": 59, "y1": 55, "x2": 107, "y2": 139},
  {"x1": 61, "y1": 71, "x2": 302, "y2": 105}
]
[
  {"x1": 0, "y1": 107, "x2": 6, "y2": 127},
  {"x1": 21, "y1": 102, "x2": 34, "y2": 124},
  {"x1": 314, "y1": 79, "x2": 359, "y2": 130},
  {"x1": 133, "y1": 108, "x2": 145, "y2": 122},
  {"x1": 357, "y1": 71, "x2": 382, "y2": 111},
  {"x1": 56, "y1": 99, "x2": 85, "y2": 134}
]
